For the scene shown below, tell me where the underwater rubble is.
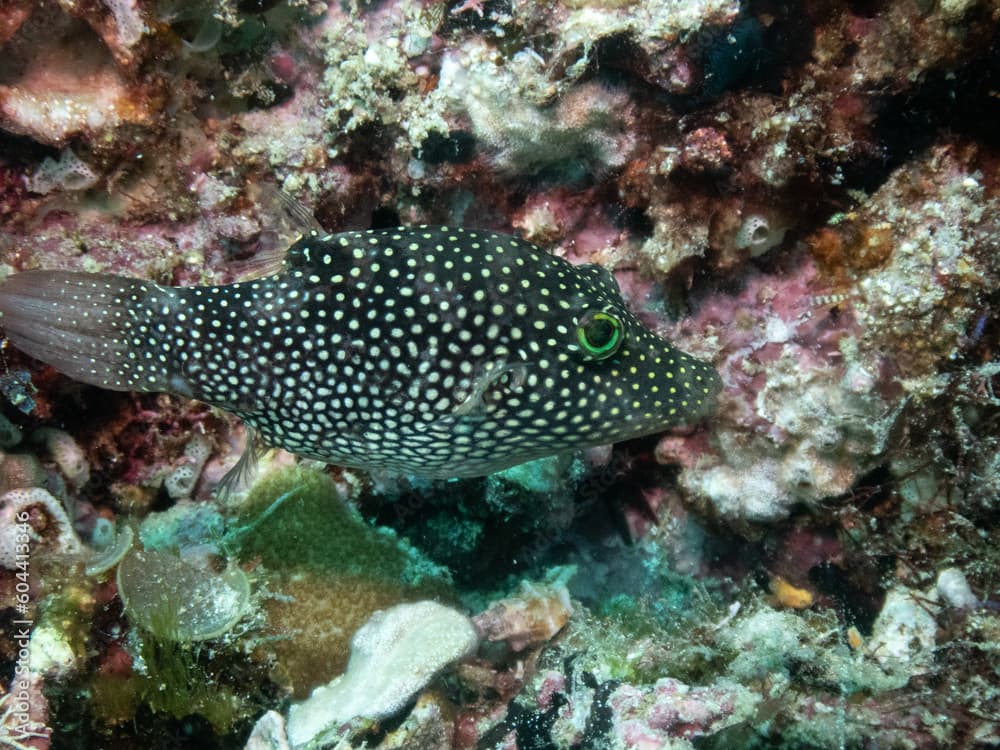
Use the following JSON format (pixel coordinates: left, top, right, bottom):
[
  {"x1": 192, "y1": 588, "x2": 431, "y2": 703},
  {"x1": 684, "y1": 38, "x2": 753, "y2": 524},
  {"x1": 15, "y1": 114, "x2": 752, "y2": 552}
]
[{"x1": 0, "y1": 0, "x2": 999, "y2": 749}]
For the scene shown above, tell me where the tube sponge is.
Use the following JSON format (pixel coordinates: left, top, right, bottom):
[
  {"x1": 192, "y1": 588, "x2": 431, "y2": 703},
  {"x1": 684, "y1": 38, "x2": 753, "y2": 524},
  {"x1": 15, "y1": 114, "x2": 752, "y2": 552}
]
[
  {"x1": 163, "y1": 433, "x2": 212, "y2": 500},
  {"x1": 734, "y1": 213, "x2": 787, "y2": 256},
  {"x1": 27, "y1": 149, "x2": 99, "y2": 194}
]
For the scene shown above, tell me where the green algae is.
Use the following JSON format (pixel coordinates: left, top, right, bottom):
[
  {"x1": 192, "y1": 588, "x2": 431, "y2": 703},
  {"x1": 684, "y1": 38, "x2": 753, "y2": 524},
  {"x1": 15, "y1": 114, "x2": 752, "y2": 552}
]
[
  {"x1": 133, "y1": 629, "x2": 252, "y2": 732},
  {"x1": 415, "y1": 513, "x2": 484, "y2": 567},
  {"x1": 138, "y1": 501, "x2": 227, "y2": 553},
  {"x1": 229, "y1": 465, "x2": 450, "y2": 587},
  {"x1": 90, "y1": 631, "x2": 260, "y2": 733}
]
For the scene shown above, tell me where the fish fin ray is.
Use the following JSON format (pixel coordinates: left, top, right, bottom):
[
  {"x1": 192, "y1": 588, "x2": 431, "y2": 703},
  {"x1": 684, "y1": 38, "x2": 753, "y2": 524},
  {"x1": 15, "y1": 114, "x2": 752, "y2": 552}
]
[
  {"x1": 451, "y1": 360, "x2": 530, "y2": 419},
  {"x1": 216, "y1": 426, "x2": 265, "y2": 498},
  {"x1": 0, "y1": 270, "x2": 167, "y2": 391},
  {"x1": 236, "y1": 183, "x2": 326, "y2": 281}
]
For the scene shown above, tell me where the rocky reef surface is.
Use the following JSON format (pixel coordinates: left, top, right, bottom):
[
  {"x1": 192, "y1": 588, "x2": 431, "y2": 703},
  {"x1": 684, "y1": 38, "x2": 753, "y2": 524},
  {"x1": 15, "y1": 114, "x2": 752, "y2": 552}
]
[{"x1": 1, "y1": 0, "x2": 999, "y2": 749}]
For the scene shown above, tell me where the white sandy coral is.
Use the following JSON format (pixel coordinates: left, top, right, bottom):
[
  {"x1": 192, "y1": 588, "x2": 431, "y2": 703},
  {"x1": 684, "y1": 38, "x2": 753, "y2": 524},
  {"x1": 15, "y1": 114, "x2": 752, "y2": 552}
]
[
  {"x1": 684, "y1": 354, "x2": 896, "y2": 522},
  {"x1": 286, "y1": 601, "x2": 478, "y2": 748},
  {"x1": 438, "y1": 41, "x2": 635, "y2": 176},
  {"x1": 514, "y1": 0, "x2": 739, "y2": 64},
  {"x1": 936, "y1": 568, "x2": 979, "y2": 610},
  {"x1": 866, "y1": 586, "x2": 938, "y2": 675},
  {"x1": 317, "y1": 6, "x2": 449, "y2": 155},
  {"x1": 721, "y1": 605, "x2": 919, "y2": 695},
  {"x1": 245, "y1": 711, "x2": 292, "y2": 750}
]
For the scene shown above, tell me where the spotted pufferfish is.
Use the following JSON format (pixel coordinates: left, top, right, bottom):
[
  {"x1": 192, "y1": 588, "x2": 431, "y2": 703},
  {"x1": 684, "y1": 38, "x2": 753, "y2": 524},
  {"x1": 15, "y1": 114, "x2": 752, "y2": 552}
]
[{"x1": 0, "y1": 226, "x2": 721, "y2": 478}]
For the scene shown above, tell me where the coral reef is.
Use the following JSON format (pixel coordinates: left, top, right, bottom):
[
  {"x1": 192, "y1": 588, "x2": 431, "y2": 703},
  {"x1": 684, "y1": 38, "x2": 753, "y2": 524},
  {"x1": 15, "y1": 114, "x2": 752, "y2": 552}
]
[
  {"x1": 473, "y1": 566, "x2": 574, "y2": 652},
  {"x1": 0, "y1": 0, "x2": 998, "y2": 748},
  {"x1": 230, "y1": 466, "x2": 453, "y2": 697},
  {"x1": 0, "y1": 4, "x2": 159, "y2": 148},
  {"x1": 658, "y1": 144, "x2": 1000, "y2": 525}
]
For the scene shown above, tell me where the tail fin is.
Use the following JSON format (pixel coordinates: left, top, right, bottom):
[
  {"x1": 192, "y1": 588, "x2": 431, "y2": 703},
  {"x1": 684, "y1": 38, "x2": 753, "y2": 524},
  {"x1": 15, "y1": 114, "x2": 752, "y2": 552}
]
[{"x1": 0, "y1": 270, "x2": 168, "y2": 392}]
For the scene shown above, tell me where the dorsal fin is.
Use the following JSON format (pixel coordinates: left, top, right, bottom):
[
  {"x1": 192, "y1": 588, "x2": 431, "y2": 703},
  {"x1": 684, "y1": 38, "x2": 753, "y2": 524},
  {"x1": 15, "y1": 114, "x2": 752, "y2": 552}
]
[{"x1": 270, "y1": 185, "x2": 324, "y2": 236}]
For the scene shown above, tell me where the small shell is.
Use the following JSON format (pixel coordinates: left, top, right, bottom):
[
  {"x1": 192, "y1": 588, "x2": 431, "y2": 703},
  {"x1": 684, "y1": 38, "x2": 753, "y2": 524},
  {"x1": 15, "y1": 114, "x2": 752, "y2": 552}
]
[
  {"x1": 936, "y1": 567, "x2": 978, "y2": 610},
  {"x1": 474, "y1": 573, "x2": 574, "y2": 651}
]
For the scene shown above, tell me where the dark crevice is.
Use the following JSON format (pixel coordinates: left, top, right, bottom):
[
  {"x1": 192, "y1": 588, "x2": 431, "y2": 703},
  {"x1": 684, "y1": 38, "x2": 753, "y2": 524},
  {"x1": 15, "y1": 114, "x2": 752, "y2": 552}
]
[{"x1": 843, "y1": 27, "x2": 1000, "y2": 193}]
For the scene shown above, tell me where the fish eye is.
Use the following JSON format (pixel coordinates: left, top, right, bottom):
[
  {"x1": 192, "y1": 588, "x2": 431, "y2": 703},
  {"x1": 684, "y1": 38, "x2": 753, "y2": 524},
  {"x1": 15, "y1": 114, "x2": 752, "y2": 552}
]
[{"x1": 577, "y1": 311, "x2": 623, "y2": 360}]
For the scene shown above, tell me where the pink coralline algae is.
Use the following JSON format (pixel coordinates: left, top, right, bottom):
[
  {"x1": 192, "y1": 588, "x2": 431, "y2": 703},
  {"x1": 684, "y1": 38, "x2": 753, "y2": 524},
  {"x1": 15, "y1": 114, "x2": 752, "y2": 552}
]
[
  {"x1": 657, "y1": 254, "x2": 897, "y2": 522},
  {"x1": 656, "y1": 144, "x2": 999, "y2": 523},
  {"x1": 609, "y1": 678, "x2": 756, "y2": 747}
]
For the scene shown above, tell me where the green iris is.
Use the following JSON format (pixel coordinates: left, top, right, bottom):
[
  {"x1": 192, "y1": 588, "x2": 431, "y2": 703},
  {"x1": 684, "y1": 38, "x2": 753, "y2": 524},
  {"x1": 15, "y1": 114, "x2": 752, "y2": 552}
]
[{"x1": 578, "y1": 311, "x2": 623, "y2": 360}]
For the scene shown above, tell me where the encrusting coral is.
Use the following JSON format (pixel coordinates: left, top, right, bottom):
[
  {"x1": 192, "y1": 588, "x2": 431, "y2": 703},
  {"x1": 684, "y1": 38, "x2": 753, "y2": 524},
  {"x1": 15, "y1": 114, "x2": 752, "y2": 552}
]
[
  {"x1": 284, "y1": 600, "x2": 478, "y2": 748},
  {"x1": 654, "y1": 144, "x2": 1000, "y2": 524},
  {"x1": 230, "y1": 466, "x2": 454, "y2": 697}
]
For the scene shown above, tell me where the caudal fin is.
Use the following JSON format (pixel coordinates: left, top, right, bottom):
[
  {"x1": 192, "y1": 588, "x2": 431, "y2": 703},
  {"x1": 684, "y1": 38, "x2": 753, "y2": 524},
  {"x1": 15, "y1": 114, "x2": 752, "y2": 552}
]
[{"x1": 0, "y1": 270, "x2": 168, "y2": 391}]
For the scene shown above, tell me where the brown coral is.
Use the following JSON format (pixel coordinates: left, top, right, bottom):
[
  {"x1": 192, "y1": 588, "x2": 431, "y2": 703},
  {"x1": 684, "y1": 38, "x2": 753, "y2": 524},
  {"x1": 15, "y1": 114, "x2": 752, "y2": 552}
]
[{"x1": 808, "y1": 221, "x2": 895, "y2": 282}]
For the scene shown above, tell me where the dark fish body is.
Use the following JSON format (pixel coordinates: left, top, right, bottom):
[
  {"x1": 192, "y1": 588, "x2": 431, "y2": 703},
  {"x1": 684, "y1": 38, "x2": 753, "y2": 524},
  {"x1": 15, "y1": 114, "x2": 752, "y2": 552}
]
[{"x1": 0, "y1": 227, "x2": 720, "y2": 477}]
